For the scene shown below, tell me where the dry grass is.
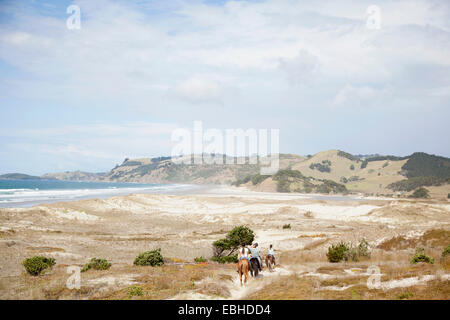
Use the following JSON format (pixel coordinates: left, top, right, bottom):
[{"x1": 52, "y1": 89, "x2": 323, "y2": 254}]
[
  {"x1": 377, "y1": 229, "x2": 449, "y2": 251},
  {"x1": 246, "y1": 275, "x2": 317, "y2": 300}
]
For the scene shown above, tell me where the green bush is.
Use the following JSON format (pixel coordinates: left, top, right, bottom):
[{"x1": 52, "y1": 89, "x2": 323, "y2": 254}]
[
  {"x1": 23, "y1": 256, "x2": 56, "y2": 276},
  {"x1": 282, "y1": 224, "x2": 291, "y2": 229},
  {"x1": 442, "y1": 245, "x2": 450, "y2": 258},
  {"x1": 410, "y1": 248, "x2": 434, "y2": 264},
  {"x1": 357, "y1": 238, "x2": 371, "y2": 258},
  {"x1": 128, "y1": 285, "x2": 144, "y2": 297},
  {"x1": 211, "y1": 254, "x2": 238, "y2": 264},
  {"x1": 350, "y1": 164, "x2": 355, "y2": 170},
  {"x1": 326, "y1": 242, "x2": 350, "y2": 263},
  {"x1": 81, "y1": 258, "x2": 111, "y2": 272},
  {"x1": 447, "y1": 193, "x2": 450, "y2": 199},
  {"x1": 408, "y1": 187, "x2": 430, "y2": 199},
  {"x1": 134, "y1": 248, "x2": 164, "y2": 266},
  {"x1": 194, "y1": 256, "x2": 207, "y2": 263},
  {"x1": 327, "y1": 239, "x2": 371, "y2": 263}
]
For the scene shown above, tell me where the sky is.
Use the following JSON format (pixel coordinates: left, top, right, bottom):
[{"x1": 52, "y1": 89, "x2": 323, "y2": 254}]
[{"x1": 0, "y1": 0, "x2": 449, "y2": 175}]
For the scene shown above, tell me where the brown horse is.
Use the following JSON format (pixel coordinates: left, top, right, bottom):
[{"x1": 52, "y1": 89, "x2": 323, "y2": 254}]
[
  {"x1": 238, "y1": 258, "x2": 250, "y2": 286},
  {"x1": 265, "y1": 255, "x2": 275, "y2": 272}
]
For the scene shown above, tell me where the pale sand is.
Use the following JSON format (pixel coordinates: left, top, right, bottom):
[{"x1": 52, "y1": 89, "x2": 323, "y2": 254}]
[{"x1": 0, "y1": 185, "x2": 449, "y2": 299}]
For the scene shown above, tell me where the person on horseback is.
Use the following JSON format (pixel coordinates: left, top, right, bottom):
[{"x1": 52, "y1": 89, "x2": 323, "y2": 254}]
[
  {"x1": 238, "y1": 242, "x2": 250, "y2": 262},
  {"x1": 268, "y1": 244, "x2": 275, "y2": 265},
  {"x1": 249, "y1": 242, "x2": 262, "y2": 271}
]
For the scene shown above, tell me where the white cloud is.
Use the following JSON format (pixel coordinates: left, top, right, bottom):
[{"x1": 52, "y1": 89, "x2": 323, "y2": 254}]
[{"x1": 174, "y1": 76, "x2": 223, "y2": 104}]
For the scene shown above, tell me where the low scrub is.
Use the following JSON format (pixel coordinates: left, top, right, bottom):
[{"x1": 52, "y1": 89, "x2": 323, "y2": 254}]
[
  {"x1": 326, "y1": 239, "x2": 371, "y2": 263},
  {"x1": 442, "y1": 245, "x2": 450, "y2": 258},
  {"x1": 410, "y1": 248, "x2": 434, "y2": 264},
  {"x1": 81, "y1": 258, "x2": 111, "y2": 272},
  {"x1": 128, "y1": 285, "x2": 144, "y2": 297},
  {"x1": 194, "y1": 256, "x2": 207, "y2": 263},
  {"x1": 134, "y1": 248, "x2": 164, "y2": 266},
  {"x1": 282, "y1": 224, "x2": 291, "y2": 229},
  {"x1": 23, "y1": 256, "x2": 56, "y2": 276},
  {"x1": 211, "y1": 254, "x2": 238, "y2": 264},
  {"x1": 408, "y1": 187, "x2": 430, "y2": 199}
]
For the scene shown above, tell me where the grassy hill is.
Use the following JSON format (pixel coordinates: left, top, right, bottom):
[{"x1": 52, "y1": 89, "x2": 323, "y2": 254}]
[
  {"x1": 0, "y1": 173, "x2": 44, "y2": 180},
  {"x1": 35, "y1": 150, "x2": 450, "y2": 198}
]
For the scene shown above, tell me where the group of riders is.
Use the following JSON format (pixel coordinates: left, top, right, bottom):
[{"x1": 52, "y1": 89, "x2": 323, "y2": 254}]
[{"x1": 237, "y1": 242, "x2": 275, "y2": 273}]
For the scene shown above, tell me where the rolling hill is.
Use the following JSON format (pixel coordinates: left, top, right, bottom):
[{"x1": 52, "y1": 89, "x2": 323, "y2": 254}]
[{"x1": 36, "y1": 150, "x2": 450, "y2": 198}]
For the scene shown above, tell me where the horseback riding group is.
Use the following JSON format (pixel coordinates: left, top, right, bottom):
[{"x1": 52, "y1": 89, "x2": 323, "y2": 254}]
[{"x1": 237, "y1": 242, "x2": 276, "y2": 286}]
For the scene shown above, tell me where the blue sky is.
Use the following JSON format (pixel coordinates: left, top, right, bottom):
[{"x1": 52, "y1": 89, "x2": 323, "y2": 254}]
[{"x1": 0, "y1": 0, "x2": 449, "y2": 175}]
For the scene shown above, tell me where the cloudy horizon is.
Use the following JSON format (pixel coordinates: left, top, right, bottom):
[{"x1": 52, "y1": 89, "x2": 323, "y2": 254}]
[{"x1": 0, "y1": 0, "x2": 449, "y2": 175}]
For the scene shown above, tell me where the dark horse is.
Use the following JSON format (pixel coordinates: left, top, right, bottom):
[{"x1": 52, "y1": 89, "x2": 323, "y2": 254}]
[{"x1": 249, "y1": 257, "x2": 260, "y2": 277}]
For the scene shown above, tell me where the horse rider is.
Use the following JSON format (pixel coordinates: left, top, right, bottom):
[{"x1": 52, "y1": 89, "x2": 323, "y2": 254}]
[
  {"x1": 238, "y1": 242, "x2": 250, "y2": 262},
  {"x1": 249, "y1": 242, "x2": 262, "y2": 271},
  {"x1": 268, "y1": 244, "x2": 276, "y2": 265}
]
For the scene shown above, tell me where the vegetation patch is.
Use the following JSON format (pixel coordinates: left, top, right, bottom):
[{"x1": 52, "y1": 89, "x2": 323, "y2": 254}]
[
  {"x1": 194, "y1": 256, "x2": 207, "y2": 263},
  {"x1": 134, "y1": 249, "x2": 164, "y2": 266},
  {"x1": 128, "y1": 285, "x2": 144, "y2": 297},
  {"x1": 410, "y1": 248, "x2": 434, "y2": 264},
  {"x1": 282, "y1": 224, "x2": 291, "y2": 229},
  {"x1": 326, "y1": 239, "x2": 371, "y2": 263},
  {"x1": 23, "y1": 256, "x2": 56, "y2": 276},
  {"x1": 408, "y1": 187, "x2": 430, "y2": 199},
  {"x1": 81, "y1": 258, "x2": 112, "y2": 272}
]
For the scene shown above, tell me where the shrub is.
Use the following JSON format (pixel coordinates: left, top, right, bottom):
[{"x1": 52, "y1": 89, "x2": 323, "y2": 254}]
[
  {"x1": 134, "y1": 248, "x2": 164, "y2": 266},
  {"x1": 251, "y1": 174, "x2": 269, "y2": 185},
  {"x1": 357, "y1": 238, "x2": 371, "y2": 258},
  {"x1": 448, "y1": 193, "x2": 450, "y2": 199},
  {"x1": 81, "y1": 258, "x2": 111, "y2": 272},
  {"x1": 350, "y1": 164, "x2": 355, "y2": 170},
  {"x1": 326, "y1": 239, "x2": 371, "y2": 263},
  {"x1": 326, "y1": 242, "x2": 350, "y2": 263},
  {"x1": 282, "y1": 224, "x2": 291, "y2": 229},
  {"x1": 211, "y1": 254, "x2": 238, "y2": 264},
  {"x1": 360, "y1": 160, "x2": 368, "y2": 169},
  {"x1": 309, "y1": 163, "x2": 331, "y2": 173},
  {"x1": 23, "y1": 256, "x2": 56, "y2": 276},
  {"x1": 442, "y1": 245, "x2": 450, "y2": 258},
  {"x1": 194, "y1": 256, "x2": 207, "y2": 263},
  {"x1": 408, "y1": 187, "x2": 430, "y2": 199},
  {"x1": 410, "y1": 248, "x2": 434, "y2": 264},
  {"x1": 128, "y1": 285, "x2": 144, "y2": 297}
]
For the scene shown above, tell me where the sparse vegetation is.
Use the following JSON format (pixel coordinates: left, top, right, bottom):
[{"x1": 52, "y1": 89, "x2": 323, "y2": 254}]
[
  {"x1": 326, "y1": 239, "x2": 371, "y2": 263},
  {"x1": 388, "y1": 176, "x2": 444, "y2": 192},
  {"x1": 309, "y1": 162, "x2": 331, "y2": 173},
  {"x1": 211, "y1": 254, "x2": 238, "y2": 264},
  {"x1": 128, "y1": 285, "x2": 144, "y2": 297},
  {"x1": 410, "y1": 248, "x2": 434, "y2": 264},
  {"x1": 81, "y1": 258, "x2": 111, "y2": 272},
  {"x1": 282, "y1": 224, "x2": 291, "y2": 229},
  {"x1": 23, "y1": 256, "x2": 56, "y2": 276},
  {"x1": 194, "y1": 256, "x2": 207, "y2": 263},
  {"x1": 408, "y1": 187, "x2": 430, "y2": 199},
  {"x1": 442, "y1": 246, "x2": 450, "y2": 258},
  {"x1": 133, "y1": 249, "x2": 164, "y2": 266},
  {"x1": 350, "y1": 164, "x2": 355, "y2": 170}
]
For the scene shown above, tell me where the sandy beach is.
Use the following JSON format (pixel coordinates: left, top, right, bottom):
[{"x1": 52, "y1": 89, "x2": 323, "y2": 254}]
[{"x1": 0, "y1": 186, "x2": 449, "y2": 299}]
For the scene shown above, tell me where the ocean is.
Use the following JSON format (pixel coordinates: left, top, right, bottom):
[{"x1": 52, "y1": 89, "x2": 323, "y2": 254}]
[{"x1": 0, "y1": 179, "x2": 196, "y2": 208}]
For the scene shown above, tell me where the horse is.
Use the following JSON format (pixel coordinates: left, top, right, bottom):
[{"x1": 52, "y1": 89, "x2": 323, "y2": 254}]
[
  {"x1": 249, "y1": 257, "x2": 260, "y2": 277},
  {"x1": 265, "y1": 254, "x2": 275, "y2": 272},
  {"x1": 237, "y1": 258, "x2": 250, "y2": 286}
]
